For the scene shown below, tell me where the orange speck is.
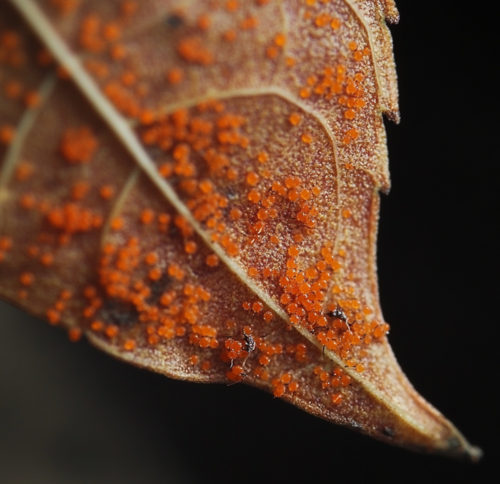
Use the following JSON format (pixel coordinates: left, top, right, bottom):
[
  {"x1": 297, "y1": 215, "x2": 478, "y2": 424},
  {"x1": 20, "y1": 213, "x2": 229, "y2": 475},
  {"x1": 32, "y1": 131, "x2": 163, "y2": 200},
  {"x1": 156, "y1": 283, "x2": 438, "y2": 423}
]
[
  {"x1": 263, "y1": 311, "x2": 273, "y2": 322},
  {"x1": 330, "y1": 18, "x2": 341, "y2": 29},
  {"x1": 229, "y1": 208, "x2": 242, "y2": 220},
  {"x1": 145, "y1": 252, "x2": 158, "y2": 265},
  {"x1": 167, "y1": 68, "x2": 183, "y2": 84},
  {"x1": 140, "y1": 209, "x2": 155, "y2": 224},
  {"x1": 257, "y1": 151, "x2": 268, "y2": 163},
  {"x1": 110, "y1": 44, "x2": 126, "y2": 59},
  {"x1": 266, "y1": 46, "x2": 279, "y2": 59},
  {"x1": 273, "y1": 383, "x2": 286, "y2": 397},
  {"x1": 285, "y1": 177, "x2": 301, "y2": 188},
  {"x1": 111, "y1": 218, "x2": 124, "y2": 231},
  {"x1": 300, "y1": 189, "x2": 311, "y2": 200},
  {"x1": 342, "y1": 209, "x2": 352, "y2": 218},
  {"x1": 274, "y1": 33, "x2": 286, "y2": 47},
  {"x1": 100, "y1": 185, "x2": 114, "y2": 199},
  {"x1": 270, "y1": 235, "x2": 279, "y2": 244},
  {"x1": 40, "y1": 253, "x2": 54, "y2": 266},
  {"x1": 68, "y1": 327, "x2": 82, "y2": 342},
  {"x1": 331, "y1": 393, "x2": 343, "y2": 405},
  {"x1": 354, "y1": 50, "x2": 364, "y2": 61},
  {"x1": 299, "y1": 87, "x2": 311, "y2": 99},
  {"x1": 149, "y1": 268, "x2": 162, "y2": 280},
  {"x1": 24, "y1": 91, "x2": 41, "y2": 108},
  {"x1": 286, "y1": 56, "x2": 296, "y2": 66},
  {"x1": 226, "y1": 0, "x2": 238, "y2": 11},
  {"x1": 60, "y1": 127, "x2": 98, "y2": 164},
  {"x1": 241, "y1": 16, "x2": 258, "y2": 29},
  {"x1": 105, "y1": 325, "x2": 119, "y2": 338},
  {"x1": 46, "y1": 309, "x2": 60, "y2": 325},
  {"x1": 301, "y1": 133, "x2": 313, "y2": 144},
  {"x1": 289, "y1": 113, "x2": 301, "y2": 126},
  {"x1": 348, "y1": 41, "x2": 357, "y2": 51},
  {"x1": 177, "y1": 36, "x2": 213, "y2": 65},
  {"x1": 90, "y1": 320, "x2": 103, "y2": 332},
  {"x1": 15, "y1": 162, "x2": 34, "y2": 182},
  {"x1": 206, "y1": 254, "x2": 219, "y2": 267},
  {"x1": 248, "y1": 190, "x2": 261, "y2": 203},
  {"x1": 185, "y1": 241, "x2": 197, "y2": 254},
  {"x1": 252, "y1": 301, "x2": 263, "y2": 312},
  {"x1": 197, "y1": 14, "x2": 210, "y2": 30},
  {"x1": 20, "y1": 272, "x2": 34, "y2": 286},
  {"x1": 124, "y1": 339, "x2": 136, "y2": 351},
  {"x1": 247, "y1": 172, "x2": 259, "y2": 186},
  {"x1": 0, "y1": 125, "x2": 15, "y2": 145},
  {"x1": 344, "y1": 109, "x2": 356, "y2": 120},
  {"x1": 248, "y1": 267, "x2": 258, "y2": 277},
  {"x1": 223, "y1": 30, "x2": 237, "y2": 42}
]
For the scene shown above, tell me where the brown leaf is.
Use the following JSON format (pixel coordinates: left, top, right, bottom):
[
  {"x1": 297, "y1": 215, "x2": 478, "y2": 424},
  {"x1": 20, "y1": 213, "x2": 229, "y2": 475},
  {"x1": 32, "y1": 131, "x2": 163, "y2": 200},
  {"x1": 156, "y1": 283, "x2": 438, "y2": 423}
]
[{"x1": 0, "y1": 0, "x2": 481, "y2": 460}]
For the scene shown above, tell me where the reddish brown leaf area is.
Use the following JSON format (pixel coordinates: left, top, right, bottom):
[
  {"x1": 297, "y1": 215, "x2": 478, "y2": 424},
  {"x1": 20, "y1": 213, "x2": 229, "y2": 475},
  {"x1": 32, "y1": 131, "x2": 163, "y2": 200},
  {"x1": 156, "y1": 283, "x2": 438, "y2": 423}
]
[{"x1": 0, "y1": 0, "x2": 481, "y2": 460}]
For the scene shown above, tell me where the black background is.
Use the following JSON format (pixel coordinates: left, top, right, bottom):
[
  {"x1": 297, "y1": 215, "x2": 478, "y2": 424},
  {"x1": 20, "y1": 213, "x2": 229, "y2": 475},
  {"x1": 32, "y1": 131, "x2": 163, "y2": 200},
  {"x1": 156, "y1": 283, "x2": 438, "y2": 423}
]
[{"x1": 1, "y1": 1, "x2": 498, "y2": 483}]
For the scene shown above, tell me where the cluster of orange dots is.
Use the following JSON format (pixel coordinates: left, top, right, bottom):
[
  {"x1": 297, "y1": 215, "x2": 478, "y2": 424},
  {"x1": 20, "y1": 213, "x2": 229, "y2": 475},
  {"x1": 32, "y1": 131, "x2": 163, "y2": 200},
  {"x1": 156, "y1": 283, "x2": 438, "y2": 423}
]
[
  {"x1": 81, "y1": 228, "x2": 218, "y2": 352},
  {"x1": 60, "y1": 127, "x2": 98, "y2": 164},
  {"x1": 1, "y1": 1, "x2": 393, "y2": 409}
]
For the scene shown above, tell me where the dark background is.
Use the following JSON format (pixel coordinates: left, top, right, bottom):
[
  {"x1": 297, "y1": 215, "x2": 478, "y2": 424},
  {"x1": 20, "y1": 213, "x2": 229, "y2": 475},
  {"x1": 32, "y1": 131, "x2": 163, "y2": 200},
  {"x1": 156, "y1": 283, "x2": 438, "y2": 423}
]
[{"x1": 1, "y1": 1, "x2": 498, "y2": 483}]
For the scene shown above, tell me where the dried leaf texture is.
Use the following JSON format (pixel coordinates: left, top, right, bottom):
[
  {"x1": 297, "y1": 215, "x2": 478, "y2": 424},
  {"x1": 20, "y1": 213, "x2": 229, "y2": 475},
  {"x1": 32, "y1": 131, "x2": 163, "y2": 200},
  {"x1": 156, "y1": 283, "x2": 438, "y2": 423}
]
[{"x1": 0, "y1": 0, "x2": 480, "y2": 460}]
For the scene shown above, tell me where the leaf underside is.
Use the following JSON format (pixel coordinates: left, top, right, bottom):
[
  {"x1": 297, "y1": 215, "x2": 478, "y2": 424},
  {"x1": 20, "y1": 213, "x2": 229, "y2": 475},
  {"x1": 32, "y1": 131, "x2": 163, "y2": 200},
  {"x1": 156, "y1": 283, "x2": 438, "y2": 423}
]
[{"x1": 0, "y1": 0, "x2": 480, "y2": 460}]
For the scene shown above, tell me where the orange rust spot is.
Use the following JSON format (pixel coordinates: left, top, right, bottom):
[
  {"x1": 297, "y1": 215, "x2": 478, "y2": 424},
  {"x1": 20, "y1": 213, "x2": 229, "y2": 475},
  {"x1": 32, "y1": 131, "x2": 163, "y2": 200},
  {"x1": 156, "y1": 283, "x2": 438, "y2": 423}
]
[
  {"x1": 124, "y1": 339, "x2": 136, "y2": 351},
  {"x1": 301, "y1": 133, "x2": 313, "y2": 144},
  {"x1": 266, "y1": 45, "x2": 279, "y2": 59},
  {"x1": 177, "y1": 36, "x2": 213, "y2": 65},
  {"x1": 241, "y1": 16, "x2": 258, "y2": 29},
  {"x1": 68, "y1": 327, "x2": 82, "y2": 342},
  {"x1": 330, "y1": 18, "x2": 341, "y2": 30},
  {"x1": 60, "y1": 127, "x2": 98, "y2": 164},
  {"x1": 40, "y1": 253, "x2": 54, "y2": 266},
  {"x1": 274, "y1": 33, "x2": 286, "y2": 47},
  {"x1": 206, "y1": 254, "x2": 219, "y2": 267},
  {"x1": 230, "y1": 208, "x2": 242, "y2": 220},
  {"x1": 246, "y1": 172, "x2": 259, "y2": 186},
  {"x1": 71, "y1": 181, "x2": 90, "y2": 200},
  {"x1": 99, "y1": 185, "x2": 115, "y2": 199},
  {"x1": 257, "y1": 151, "x2": 268, "y2": 163},
  {"x1": 19, "y1": 272, "x2": 34, "y2": 286},
  {"x1": 185, "y1": 241, "x2": 197, "y2": 254},
  {"x1": 223, "y1": 30, "x2": 237, "y2": 42},
  {"x1": 167, "y1": 68, "x2": 183, "y2": 84},
  {"x1": 289, "y1": 113, "x2": 301, "y2": 126},
  {"x1": 197, "y1": 14, "x2": 210, "y2": 30},
  {"x1": 15, "y1": 162, "x2": 34, "y2": 182},
  {"x1": 46, "y1": 309, "x2": 60, "y2": 325},
  {"x1": 140, "y1": 209, "x2": 155, "y2": 224},
  {"x1": 248, "y1": 267, "x2": 258, "y2": 277},
  {"x1": 0, "y1": 125, "x2": 15, "y2": 145}
]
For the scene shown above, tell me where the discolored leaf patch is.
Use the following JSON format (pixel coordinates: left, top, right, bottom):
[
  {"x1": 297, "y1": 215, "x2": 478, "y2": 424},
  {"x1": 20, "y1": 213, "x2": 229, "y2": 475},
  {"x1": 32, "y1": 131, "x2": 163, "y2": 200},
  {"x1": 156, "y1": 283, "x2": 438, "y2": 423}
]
[{"x1": 0, "y1": 0, "x2": 480, "y2": 460}]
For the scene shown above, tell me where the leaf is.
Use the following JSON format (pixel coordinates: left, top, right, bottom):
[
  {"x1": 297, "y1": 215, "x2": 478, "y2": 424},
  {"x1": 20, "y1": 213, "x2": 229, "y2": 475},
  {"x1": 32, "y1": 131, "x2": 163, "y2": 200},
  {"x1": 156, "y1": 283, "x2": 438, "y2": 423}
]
[{"x1": 0, "y1": 0, "x2": 481, "y2": 460}]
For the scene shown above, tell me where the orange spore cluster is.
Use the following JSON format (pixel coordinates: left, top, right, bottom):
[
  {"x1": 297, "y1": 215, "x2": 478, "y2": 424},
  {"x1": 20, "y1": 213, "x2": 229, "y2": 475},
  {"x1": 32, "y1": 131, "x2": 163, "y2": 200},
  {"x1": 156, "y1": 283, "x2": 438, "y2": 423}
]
[
  {"x1": 0, "y1": 1, "x2": 395, "y2": 410},
  {"x1": 177, "y1": 36, "x2": 213, "y2": 65},
  {"x1": 60, "y1": 127, "x2": 98, "y2": 164},
  {"x1": 47, "y1": 203, "x2": 103, "y2": 235}
]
